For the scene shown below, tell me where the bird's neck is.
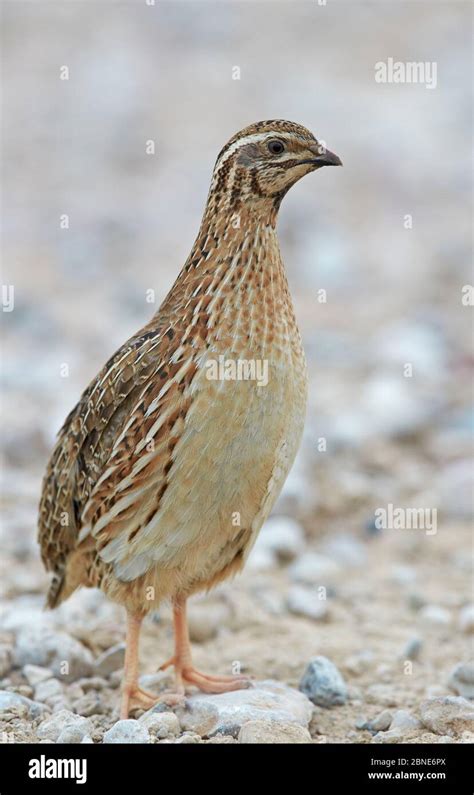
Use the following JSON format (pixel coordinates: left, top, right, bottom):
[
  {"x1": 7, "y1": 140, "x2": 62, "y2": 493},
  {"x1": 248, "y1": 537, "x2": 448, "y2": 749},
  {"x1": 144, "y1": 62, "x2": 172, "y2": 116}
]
[{"x1": 181, "y1": 192, "x2": 283, "y2": 280}]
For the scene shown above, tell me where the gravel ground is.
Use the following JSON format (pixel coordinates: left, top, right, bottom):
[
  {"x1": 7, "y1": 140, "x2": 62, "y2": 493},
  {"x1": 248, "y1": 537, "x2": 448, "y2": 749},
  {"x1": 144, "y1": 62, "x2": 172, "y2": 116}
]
[{"x1": 1, "y1": 1, "x2": 472, "y2": 745}]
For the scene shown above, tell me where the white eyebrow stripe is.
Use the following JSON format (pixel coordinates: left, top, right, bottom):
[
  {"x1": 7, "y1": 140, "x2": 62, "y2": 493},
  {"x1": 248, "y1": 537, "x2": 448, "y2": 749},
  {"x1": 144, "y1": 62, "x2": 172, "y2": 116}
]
[{"x1": 215, "y1": 131, "x2": 303, "y2": 169}]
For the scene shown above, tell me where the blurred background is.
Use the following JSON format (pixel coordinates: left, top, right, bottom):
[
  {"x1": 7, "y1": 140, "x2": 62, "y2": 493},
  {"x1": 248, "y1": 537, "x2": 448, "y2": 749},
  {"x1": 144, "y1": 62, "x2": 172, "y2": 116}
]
[{"x1": 0, "y1": 0, "x2": 472, "y2": 743}]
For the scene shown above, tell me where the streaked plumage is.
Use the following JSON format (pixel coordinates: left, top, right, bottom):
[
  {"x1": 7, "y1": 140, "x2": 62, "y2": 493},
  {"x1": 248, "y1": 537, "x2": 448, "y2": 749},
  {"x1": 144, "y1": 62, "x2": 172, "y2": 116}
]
[{"x1": 38, "y1": 120, "x2": 341, "y2": 716}]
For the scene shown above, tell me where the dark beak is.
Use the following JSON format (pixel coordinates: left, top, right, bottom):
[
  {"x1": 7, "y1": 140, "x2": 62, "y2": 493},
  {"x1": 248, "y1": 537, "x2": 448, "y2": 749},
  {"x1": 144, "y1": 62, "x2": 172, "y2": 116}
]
[
  {"x1": 313, "y1": 148, "x2": 343, "y2": 167},
  {"x1": 299, "y1": 144, "x2": 342, "y2": 168}
]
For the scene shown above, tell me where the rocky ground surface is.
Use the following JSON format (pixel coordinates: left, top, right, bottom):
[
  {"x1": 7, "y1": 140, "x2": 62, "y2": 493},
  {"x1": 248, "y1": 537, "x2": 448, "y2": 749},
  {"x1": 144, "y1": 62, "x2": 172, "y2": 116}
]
[
  {"x1": 0, "y1": 489, "x2": 472, "y2": 743},
  {"x1": 1, "y1": 0, "x2": 472, "y2": 745}
]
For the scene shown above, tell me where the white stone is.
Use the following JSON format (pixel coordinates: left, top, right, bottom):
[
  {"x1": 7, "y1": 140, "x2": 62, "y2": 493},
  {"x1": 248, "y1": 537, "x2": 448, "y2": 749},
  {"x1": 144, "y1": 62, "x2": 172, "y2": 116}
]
[
  {"x1": 419, "y1": 697, "x2": 474, "y2": 736},
  {"x1": 0, "y1": 689, "x2": 47, "y2": 719},
  {"x1": 34, "y1": 678, "x2": 64, "y2": 703},
  {"x1": 103, "y1": 719, "x2": 150, "y2": 744},
  {"x1": 139, "y1": 710, "x2": 180, "y2": 739},
  {"x1": 176, "y1": 680, "x2": 313, "y2": 738},
  {"x1": 447, "y1": 663, "x2": 474, "y2": 700},
  {"x1": 13, "y1": 628, "x2": 94, "y2": 681},
  {"x1": 37, "y1": 709, "x2": 90, "y2": 741},
  {"x1": 57, "y1": 724, "x2": 91, "y2": 744},
  {"x1": 389, "y1": 710, "x2": 422, "y2": 733},
  {"x1": 419, "y1": 605, "x2": 451, "y2": 626},
  {"x1": 287, "y1": 585, "x2": 328, "y2": 621},
  {"x1": 23, "y1": 664, "x2": 54, "y2": 687},
  {"x1": 238, "y1": 719, "x2": 311, "y2": 743}
]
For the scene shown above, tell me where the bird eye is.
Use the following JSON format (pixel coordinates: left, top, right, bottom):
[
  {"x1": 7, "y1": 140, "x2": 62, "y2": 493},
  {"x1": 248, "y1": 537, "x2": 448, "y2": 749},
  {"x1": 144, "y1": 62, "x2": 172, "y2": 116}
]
[{"x1": 267, "y1": 139, "x2": 285, "y2": 155}]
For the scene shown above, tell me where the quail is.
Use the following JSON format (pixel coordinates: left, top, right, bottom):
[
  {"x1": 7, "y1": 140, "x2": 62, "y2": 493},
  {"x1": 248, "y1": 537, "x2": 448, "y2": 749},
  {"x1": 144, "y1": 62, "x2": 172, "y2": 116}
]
[{"x1": 38, "y1": 120, "x2": 342, "y2": 717}]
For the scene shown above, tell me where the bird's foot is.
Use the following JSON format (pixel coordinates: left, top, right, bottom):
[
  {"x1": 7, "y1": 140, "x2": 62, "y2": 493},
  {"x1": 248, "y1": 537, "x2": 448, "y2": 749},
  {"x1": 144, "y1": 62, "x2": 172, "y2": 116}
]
[
  {"x1": 120, "y1": 685, "x2": 185, "y2": 719},
  {"x1": 159, "y1": 656, "x2": 253, "y2": 694}
]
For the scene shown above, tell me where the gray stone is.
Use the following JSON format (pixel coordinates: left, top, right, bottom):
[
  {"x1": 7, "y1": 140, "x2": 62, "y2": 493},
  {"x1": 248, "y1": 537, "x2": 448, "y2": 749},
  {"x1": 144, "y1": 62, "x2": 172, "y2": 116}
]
[
  {"x1": 94, "y1": 644, "x2": 125, "y2": 677},
  {"x1": 57, "y1": 724, "x2": 91, "y2": 744},
  {"x1": 402, "y1": 637, "x2": 422, "y2": 661},
  {"x1": 299, "y1": 656, "x2": 347, "y2": 707},
  {"x1": 34, "y1": 678, "x2": 64, "y2": 703},
  {"x1": 103, "y1": 719, "x2": 150, "y2": 744},
  {"x1": 238, "y1": 719, "x2": 311, "y2": 743},
  {"x1": 13, "y1": 628, "x2": 94, "y2": 682},
  {"x1": 177, "y1": 680, "x2": 313, "y2": 738},
  {"x1": 419, "y1": 605, "x2": 451, "y2": 626},
  {"x1": 139, "y1": 710, "x2": 180, "y2": 739},
  {"x1": 368, "y1": 710, "x2": 393, "y2": 732},
  {"x1": 389, "y1": 710, "x2": 422, "y2": 733},
  {"x1": 448, "y1": 663, "x2": 474, "y2": 700},
  {"x1": 72, "y1": 692, "x2": 106, "y2": 716},
  {"x1": 287, "y1": 585, "x2": 328, "y2": 621},
  {"x1": 174, "y1": 732, "x2": 202, "y2": 744},
  {"x1": 419, "y1": 697, "x2": 474, "y2": 736},
  {"x1": 37, "y1": 709, "x2": 90, "y2": 741},
  {"x1": 77, "y1": 676, "x2": 108, "y2": 692},
  {"x1": 23, "y1": 664, "x2": 54, "y2": 687},
  {"x1": 0, "y1": 689, "x2": 48, "y2": 719}
]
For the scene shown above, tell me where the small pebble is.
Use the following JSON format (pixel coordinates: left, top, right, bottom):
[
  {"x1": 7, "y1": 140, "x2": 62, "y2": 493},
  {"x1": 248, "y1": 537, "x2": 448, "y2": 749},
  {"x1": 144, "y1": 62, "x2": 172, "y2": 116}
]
[
  {"x1": 73, "y1": 692, "x2": 107, "y2": 716},
  {"x1": 0, "y1": 689, "x2": 47, "y2": 719},
  {"x1": 103, "y1": 719, "x2": 150, "y2": 744},
  {"x1": 369, "y1": 710, "x2": 393, "y2": 732},
  {"x1": 447, "y1": 663, "x2": 474, "y2": 700},
  {"x1": 299, "y1": 656, "x2": 347, "y2": 708},
  {"x1": 34, "y1": 678, "x2": 64, "y2": 703},
  {"x1": 23, "y1": 664, "x2": 53, "y2": 687},
  {"x1": 139, "y1": 710, "x2": 180, "y2": 739},
  {"x1": 174, "y1": 732, "x2": 202, "y2": 744},
  {"x1": 287, "y1": 585, "x2": 328, "y2": 621},
  {"x1": 401, "y1": 637, "x2": 423, "y2": 661},
  {"x1": 419, "y1": 697, "x2": 474, "y2": 736},
  {"x1": 389, "y1": 709, "x2": 421, "y2": 733},
  {"x1": 238, "y1": 719, "x2": 311, "y2": 743},
  {"x1": 419, "y1": 605, "x2": 451, "y2": 626},
  {"x1": 37, "y1": 709, "x2": 90, "y2": 742}
]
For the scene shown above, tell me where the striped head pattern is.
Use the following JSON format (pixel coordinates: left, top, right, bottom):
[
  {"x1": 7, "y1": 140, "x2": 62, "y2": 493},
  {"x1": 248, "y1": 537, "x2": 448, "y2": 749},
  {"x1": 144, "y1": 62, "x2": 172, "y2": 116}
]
[{"x1": 208, "y1": 119, "x2": 342, "y2": 218}]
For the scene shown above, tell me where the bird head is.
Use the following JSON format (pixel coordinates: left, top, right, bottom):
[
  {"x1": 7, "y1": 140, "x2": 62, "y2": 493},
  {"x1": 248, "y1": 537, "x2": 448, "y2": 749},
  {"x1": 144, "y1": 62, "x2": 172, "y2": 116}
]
[{"x1": 210, "y1": 119, "x2": 342, "y2": 213}]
